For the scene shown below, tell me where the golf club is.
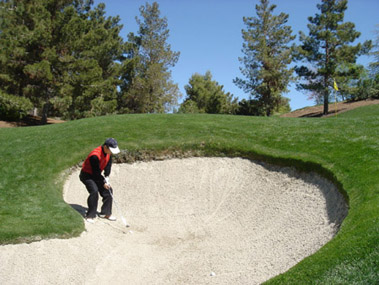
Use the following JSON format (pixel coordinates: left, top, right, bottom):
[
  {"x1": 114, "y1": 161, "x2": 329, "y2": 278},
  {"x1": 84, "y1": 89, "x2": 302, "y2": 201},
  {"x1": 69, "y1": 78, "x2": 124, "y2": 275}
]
[{"x1": 108, "y1": 186, "x2": 130, "y2": 227}]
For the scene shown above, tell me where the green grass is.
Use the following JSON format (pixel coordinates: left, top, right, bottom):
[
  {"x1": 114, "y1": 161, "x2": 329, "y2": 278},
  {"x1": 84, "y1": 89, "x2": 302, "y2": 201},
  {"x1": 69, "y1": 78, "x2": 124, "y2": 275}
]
[{"x1": 0, "y1": 105, "x2": 378, "y2": 283}]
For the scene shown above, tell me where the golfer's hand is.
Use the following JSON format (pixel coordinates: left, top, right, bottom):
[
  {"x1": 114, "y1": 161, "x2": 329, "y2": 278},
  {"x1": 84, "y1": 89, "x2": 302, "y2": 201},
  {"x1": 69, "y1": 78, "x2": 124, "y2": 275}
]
[{"x1": 104, "y1": 183, "x2": 111, "y2": 190}]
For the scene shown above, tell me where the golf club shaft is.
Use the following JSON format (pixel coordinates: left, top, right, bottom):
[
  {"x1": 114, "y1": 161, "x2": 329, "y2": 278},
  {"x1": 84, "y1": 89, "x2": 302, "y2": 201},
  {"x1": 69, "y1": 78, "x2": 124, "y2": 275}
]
[{"x1": 108, "y1": 187, "x2": 129, "y2": 226}]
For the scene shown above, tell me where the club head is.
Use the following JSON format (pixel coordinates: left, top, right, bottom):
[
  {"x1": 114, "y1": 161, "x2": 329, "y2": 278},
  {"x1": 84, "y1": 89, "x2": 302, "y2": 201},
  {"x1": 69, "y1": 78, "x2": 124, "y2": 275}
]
[{"x1": 121, "y1": 217, "x2": 130, "y2": 227}]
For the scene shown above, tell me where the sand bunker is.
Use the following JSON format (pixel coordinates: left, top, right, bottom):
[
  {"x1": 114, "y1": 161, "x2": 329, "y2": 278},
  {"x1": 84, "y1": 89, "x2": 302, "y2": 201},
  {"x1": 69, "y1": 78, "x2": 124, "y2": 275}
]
[{"x1": 0, "y1": 157, "x2": 348, "y2": 284}]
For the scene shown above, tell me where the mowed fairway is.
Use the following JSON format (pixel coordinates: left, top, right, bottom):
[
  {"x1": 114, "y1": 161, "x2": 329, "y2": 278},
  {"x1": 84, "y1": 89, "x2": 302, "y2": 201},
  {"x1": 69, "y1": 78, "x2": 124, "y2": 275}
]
[{"x1": 0, "y1": 105, "x2": 378, "y2": 283}]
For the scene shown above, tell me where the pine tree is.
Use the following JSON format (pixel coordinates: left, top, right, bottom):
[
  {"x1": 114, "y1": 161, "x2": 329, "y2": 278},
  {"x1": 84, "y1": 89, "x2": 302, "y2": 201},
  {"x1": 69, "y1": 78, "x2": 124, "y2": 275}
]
[
  {"x1": 62, "y1": 2, "x2": 126, "y2": 119},
  {"x1": 0, "y1": 0, "x2": 126, "y2": 122},
  {"x1": 120, "y1": 2, "x2": 181, "y2": 113},
  {"x1": 366, "y1": 27, "x2": 379, "y2": 98},
  {"x1": 295, "y1": 0, "x2": 371, "y2": 114},
  {"x1": 0, "y1": 0, "x2": 46, "y2": 118},
  {"x1": 369, "y1": 27, "x2": 379, "y2": 77},
  {"x1": 234, "y1": 0, "x2": 295, "y2": 116},
  {"x1": 0, "y1": 0, "x2": 79, "y2": 123}
]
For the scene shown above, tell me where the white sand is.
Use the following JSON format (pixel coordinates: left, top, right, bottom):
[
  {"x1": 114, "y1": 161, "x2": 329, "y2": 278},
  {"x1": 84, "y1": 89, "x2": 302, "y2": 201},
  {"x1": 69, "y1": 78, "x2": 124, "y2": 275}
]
[{"x1": 0, "y1": 157, "x2": 348, "y2": 284}]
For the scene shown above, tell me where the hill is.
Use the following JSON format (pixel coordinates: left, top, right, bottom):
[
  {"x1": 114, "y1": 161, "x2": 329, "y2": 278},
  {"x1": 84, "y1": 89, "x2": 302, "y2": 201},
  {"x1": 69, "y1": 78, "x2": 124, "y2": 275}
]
[
  {"x1": 281, "y1": 98, "x2": 379, "y2": 118},
  {"x1": 0, "y1": 104, "x2": 378, "y2": 283}
]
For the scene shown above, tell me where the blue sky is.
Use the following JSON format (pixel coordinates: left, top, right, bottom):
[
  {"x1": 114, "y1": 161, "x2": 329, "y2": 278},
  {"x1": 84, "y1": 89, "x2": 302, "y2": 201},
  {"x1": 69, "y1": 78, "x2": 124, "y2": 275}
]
[{"x1": 94, "y1": 0, "x2": 379, "y2": 111}]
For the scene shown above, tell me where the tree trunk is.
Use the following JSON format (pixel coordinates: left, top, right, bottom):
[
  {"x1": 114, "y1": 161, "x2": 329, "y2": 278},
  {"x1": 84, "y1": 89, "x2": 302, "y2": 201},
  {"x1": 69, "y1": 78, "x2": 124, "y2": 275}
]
[
  {"x1": 41, "y1": 88, "x2": 53, "y2": 124},
  {"x1": 323, "y1": 89, "x2": 329, "y2": 115},
  {"x1": 324, "y1": 38, "x2": 330, "y2": 115},
  {"x1": 41, "y1": 102, "x2": 49, "y2": 125}
]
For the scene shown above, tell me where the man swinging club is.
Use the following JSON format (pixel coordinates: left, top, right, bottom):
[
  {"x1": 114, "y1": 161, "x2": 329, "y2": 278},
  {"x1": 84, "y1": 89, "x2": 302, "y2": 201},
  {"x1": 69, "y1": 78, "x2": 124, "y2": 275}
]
[{"x1": 80, "y1": 138, "x2": 120, "y2": 223}]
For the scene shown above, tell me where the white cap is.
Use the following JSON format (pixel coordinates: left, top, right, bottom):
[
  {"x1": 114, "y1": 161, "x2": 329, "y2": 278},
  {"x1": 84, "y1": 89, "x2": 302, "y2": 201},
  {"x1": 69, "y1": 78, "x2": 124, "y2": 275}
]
[{"x1": 104, "y1": 138, "x2": 120, "y2": 154}]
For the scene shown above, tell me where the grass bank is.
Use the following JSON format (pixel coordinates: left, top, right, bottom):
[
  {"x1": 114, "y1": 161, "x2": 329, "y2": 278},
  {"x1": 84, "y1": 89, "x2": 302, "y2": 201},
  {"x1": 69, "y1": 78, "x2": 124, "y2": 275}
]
[{"x1": 0, "y1": 105, "x2": 378, "y2": 283}]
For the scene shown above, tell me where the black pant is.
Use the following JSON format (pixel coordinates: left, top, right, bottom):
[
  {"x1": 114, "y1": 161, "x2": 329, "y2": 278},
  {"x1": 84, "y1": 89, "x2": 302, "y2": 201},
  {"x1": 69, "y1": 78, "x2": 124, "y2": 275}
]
[{"x1": 79, "y1": 171, "x2": 113, "y2": 218}]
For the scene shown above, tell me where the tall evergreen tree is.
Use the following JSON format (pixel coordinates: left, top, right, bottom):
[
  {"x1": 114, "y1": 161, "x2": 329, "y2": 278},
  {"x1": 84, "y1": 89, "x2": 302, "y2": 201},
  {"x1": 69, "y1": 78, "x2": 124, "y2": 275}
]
[
  {"x1": 62, "y1": 2, "x2": 126, "y2": 119},
  {"x1": 295, "y1": 0, "x2": 371, "y2": 114},
  {"x1": 0, "y1": 0, "x2": 126, "y2": 122},
  {"x1": 369, "y1": 27, "x2": 379, "y2": 76},
  {"x1": 179, "y1": 71, "x2": 238, "y2": 114},
  {"x1": 369, "y1": 25, "x2": 379, "y2": 98},
  {"x1": 234, "y1": 0, "x2": 295, "y2": 116},
  {"x1": 0, "y1": 0, "x2": 46, "y2": 119},
  {"x1": 120, "y1": 2, "x2": 181, "y2": 113}
]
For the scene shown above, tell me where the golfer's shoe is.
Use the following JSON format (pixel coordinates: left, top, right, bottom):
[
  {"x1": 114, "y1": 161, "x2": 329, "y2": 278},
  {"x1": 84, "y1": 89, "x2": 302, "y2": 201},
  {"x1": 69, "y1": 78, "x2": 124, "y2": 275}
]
[
  {"x1": 99, "y1": 214, "x2": 117, "y2": 221},
  {"x1": 85, "y1": 217, "x2": 96, "y2": 223}
]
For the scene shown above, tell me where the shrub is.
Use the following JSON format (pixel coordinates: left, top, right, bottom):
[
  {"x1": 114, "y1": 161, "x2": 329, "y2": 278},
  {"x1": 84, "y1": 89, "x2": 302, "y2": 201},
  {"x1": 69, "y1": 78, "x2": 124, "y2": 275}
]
[
  {"x1": 84, "y1": 96, "x2": 117, "y2": 117},
  {"x1": 178, "y1": 99, "x2": 201, "y2": 113},
  {"x1": 0, "y1": 91, "x2": 33, "y2": 121}
]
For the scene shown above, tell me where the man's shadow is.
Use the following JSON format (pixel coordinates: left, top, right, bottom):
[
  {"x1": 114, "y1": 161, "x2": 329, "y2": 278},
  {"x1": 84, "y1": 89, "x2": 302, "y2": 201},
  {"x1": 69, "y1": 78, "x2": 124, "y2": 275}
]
[{"x1": 69, "y1": 204, "x2": 87, "y2": 217}]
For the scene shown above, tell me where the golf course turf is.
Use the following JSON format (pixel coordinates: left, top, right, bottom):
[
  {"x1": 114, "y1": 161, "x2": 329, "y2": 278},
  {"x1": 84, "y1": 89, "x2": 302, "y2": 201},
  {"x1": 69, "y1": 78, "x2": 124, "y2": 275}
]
[{"x1": 0, "y1": 104, "x2": 378, "y2": 283}]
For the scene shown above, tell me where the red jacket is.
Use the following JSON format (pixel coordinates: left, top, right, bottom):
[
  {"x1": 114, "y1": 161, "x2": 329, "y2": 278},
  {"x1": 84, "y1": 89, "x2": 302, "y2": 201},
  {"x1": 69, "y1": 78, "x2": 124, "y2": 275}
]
[{"x1": 82, "y1": 146, "x2": 110, "y2": 175}]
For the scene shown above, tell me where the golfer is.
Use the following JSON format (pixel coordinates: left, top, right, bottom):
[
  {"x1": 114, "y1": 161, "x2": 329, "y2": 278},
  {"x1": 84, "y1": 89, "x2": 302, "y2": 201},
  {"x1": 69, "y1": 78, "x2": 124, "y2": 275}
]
[{"x1": 80, "y1": 138, "x2": 120, "y2": 223}]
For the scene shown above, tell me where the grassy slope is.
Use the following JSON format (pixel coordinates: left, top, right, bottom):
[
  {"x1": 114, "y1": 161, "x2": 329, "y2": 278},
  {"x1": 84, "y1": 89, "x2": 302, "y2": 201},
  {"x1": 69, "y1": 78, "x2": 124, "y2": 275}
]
[{"x1": 0, "y1": 105, "x2": 378, "y2": 283}]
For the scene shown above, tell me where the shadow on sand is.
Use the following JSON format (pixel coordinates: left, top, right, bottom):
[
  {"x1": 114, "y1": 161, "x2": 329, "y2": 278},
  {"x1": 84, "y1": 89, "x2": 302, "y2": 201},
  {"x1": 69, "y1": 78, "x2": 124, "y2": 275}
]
[{"x1": 69, "y1": 204, "x2": 87, "y2": 217}]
